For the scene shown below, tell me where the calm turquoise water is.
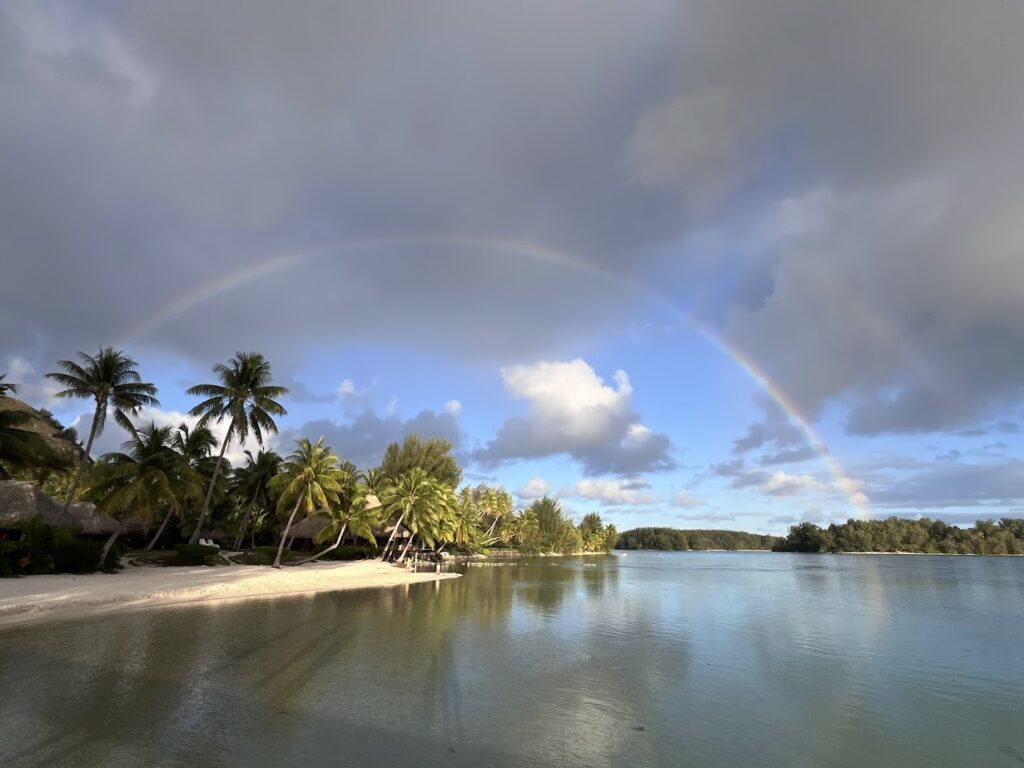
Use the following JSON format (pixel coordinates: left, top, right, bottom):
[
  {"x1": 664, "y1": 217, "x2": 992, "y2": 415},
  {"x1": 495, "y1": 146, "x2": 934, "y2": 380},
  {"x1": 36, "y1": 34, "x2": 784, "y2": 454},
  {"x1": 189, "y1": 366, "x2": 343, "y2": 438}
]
[{"x1": 1, "y1": 552, "x2": 1023, "y2": 767}]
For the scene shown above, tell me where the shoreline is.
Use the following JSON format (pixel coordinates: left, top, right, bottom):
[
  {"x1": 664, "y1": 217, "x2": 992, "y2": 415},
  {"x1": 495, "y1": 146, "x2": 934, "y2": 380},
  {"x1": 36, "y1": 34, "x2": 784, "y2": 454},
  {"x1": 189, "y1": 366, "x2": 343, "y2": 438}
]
[{"x1": 0, "y1": 560, "x2": 459, "y2": 631}]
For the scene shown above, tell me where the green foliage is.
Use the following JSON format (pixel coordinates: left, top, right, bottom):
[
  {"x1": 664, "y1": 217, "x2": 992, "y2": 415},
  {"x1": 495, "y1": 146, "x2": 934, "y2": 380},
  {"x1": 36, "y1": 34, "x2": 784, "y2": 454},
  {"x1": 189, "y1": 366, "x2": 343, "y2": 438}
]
[
  {"x1": 0, "y1": 516, "x2": 119, "y2": 576},
  {"x1": 46, "y1": 347, "x2": 160, "y2": 438},
  {"x1": 187, "y1": 352, "x2": 288, "y2": 448},
  {"x1": 380, "y1": 467, "x2": 457, "y2": 556},
  {"x1": 323, "y1": 544, "x2": 376, "y2": 561},
  {"x1": 379, "y1": 435, "x2": 462, "y2": 489},
  {"x1": 501, "y1": 498, "x2": 613, "y2": 555},
  {"x1": 773, "y1": 517, "x2": 1024, "y2": 554},
  {"x1": 616, "y1": 527, "x2": 782, "y2": 551},
  {"x1": 82, "y1": 422, "x2": 203, "y2": 526},
  {"x1": 172, "y1": 543, "x2": 221, "y2": 566},
  {"x1": 240, "y1": 545, "x2": 303, "y2": 566}
]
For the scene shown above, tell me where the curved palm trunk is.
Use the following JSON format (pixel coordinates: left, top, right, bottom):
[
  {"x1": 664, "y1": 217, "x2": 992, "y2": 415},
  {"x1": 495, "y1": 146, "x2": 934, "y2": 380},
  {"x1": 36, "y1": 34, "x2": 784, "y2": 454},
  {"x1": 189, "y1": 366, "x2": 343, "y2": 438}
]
[
  {"x1": 297, "y1": 523, "x2": 347, "y2": 565},
  {"x1": 232, "y1": 479, "x2": 263, "y2": 550},
  {"x1": 145, "y1": 507, "x2": 176, "y2": 551},
  {"x1": 189, "y1": 436, "x2": 230, "y2": 544},
  {"x1": 58, "y1": 399, "x2": 103, "y2": 524},
  {"x1": 273, "y1": 496, "x2": 303, "y2": 568},
  {"x1": 398, "y1": 533, "x2": 416, "y2": 562},
  {"x1": 98, "y1": 518, "x2": 125, "y2": 569},
  {"x1": 379, "y1": 510, "x2": 407, "y2": 562}
]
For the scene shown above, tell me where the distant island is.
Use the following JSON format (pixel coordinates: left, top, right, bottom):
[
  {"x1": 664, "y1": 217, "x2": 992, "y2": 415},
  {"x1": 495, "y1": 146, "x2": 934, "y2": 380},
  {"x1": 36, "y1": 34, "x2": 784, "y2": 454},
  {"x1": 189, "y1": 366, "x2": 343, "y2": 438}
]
[
  {"x1": 618, "y1": 518, "x2": 1024, "y2": 555},
  {"x1": 617, "y1": 527, "x2": 780, "y2": 551}
]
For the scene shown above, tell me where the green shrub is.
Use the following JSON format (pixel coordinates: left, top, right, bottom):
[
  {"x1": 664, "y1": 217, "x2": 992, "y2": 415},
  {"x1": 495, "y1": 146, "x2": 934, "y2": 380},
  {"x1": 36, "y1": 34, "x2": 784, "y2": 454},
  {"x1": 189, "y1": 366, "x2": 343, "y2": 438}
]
[
  {"x1": 172, "y1": 543, "x2": 221, "y2": 566},
  {"x1": 237, "y1": 545, "x2": 280, "y2": 566},
  {"x1": 323, "y1": 544, "x2": 375, "y2": 561},
  {"x1": 0, "y1": 516, "x2": 118, "y2": 576}
]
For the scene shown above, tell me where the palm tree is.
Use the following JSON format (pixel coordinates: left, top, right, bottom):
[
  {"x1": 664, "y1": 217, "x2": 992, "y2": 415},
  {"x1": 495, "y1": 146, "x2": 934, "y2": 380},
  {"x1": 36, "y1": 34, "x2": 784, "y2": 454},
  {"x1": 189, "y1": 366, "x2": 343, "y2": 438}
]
[
  {"x1": 267, "y1": 437, "x2": 345, "y2": 568},
  {"x1": 0, "y1": 374, "x2": 16, "y2": 397},
  {"x1": 144, "y1": 425, "x2": 210, "y2": 550},
  {"x1": 84, "y1": 423, "x2": 196, "y2": 567},
  {"x1": 450, "y1": 491, "x2": 482, "y2": 551},
  {"x1": 172, "y1": 423, "x2": 218, "y2": 466},
  {"x1": 298, "y1": 483, "x2": 383, "y2": 565},
  {"x1": 46, "y1": 348, "x2": 159, "y2": 520},
  {"x1": 230, "y1": 449, "x2": 282, "y2": 549},
  {"x1": 186, "y1": 352, "x2": 288, "y2": 544},
  {"x1": 379, "y1": 468, "x2": 453, "y2": 561}
]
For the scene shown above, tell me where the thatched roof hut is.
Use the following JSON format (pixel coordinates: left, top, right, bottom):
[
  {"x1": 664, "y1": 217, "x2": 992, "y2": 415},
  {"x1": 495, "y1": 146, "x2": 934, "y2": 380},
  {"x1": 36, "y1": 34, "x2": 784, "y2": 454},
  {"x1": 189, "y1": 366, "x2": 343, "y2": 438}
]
[
  {"x1": 0, "y1": 480, "x2": 147, "y2": 537},
  {"x1": 288, "y1": 513, "x2": 332, "y2": 540}
]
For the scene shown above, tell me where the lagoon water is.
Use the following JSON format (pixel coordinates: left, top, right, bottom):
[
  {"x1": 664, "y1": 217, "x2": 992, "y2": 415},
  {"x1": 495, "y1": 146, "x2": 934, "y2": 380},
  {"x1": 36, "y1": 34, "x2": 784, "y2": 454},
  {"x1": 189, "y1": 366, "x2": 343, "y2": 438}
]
[{"x1": 1, "y1": 552, "x2": 1023, "y2": 767}]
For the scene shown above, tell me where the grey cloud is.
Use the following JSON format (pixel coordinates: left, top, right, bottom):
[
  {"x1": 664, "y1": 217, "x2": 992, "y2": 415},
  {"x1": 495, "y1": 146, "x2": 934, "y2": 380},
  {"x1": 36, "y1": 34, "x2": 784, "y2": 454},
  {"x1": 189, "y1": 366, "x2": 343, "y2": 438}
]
[
  {"x1": 277, "y1": 406, "x2": 461, "y2": 470},
  {"x1": 732, "y1": 395, "x2": 810, "y2": 467},
  {"x1": 3, "y1": 0, "x2": 1024, "y2": 450},
  {"x1": 871, "y1": 460, "x2": 1024, "y2": 509},
  {"x1": 712, "y1": 458, "x2": 769, "y2": 489},
  {"x1": 629, "y1": 1, "x2": 1024, "y2": 435},
  {"x1": 0, "y1": 0, "x2": 681, "y2": 375}
]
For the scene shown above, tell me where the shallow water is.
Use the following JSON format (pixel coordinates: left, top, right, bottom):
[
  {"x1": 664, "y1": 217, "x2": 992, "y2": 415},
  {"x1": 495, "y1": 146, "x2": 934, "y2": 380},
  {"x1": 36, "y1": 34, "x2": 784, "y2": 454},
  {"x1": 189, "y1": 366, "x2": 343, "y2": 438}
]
[{"x1": 1, "y1": 552, "x2": 1022, "y2": 767}]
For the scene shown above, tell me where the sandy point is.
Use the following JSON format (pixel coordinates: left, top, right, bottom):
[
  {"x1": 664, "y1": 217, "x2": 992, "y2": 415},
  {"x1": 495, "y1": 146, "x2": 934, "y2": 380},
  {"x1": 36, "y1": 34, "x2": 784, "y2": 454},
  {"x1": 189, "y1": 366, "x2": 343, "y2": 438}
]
[{"x1": 0, "y1": 560, "x2": 460, "y2": 631}]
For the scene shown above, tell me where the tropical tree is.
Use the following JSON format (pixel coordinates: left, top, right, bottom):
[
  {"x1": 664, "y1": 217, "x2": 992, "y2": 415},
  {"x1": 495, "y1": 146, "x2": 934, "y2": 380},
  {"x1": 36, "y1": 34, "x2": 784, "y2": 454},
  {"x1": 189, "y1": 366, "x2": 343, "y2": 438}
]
[
  {"x1": 46, "y1": 348, "x2": 159, "y2": 519},
  {"x1": 186, "y1": 352, "x2": 288, "y2": 544},
  {"x1": 142, "y1": 424, "x2": 211, "y2": 550},
  {"x1": 379, "y1": 435, "x2": 462, "y2": 488},
  {"x1": 267, "y1": 437, "x2": 345, "y2": 568},
  {"x1": 379, "y1": 468, "x2": 455, "y2": 561},
  {"x1": 0, "y1": 374, "x2": 16, "y2": 397},
  {"x1": 450, "y1": 490, "x2": 482, "y2": 551},
  {"x1": 299, "y1": 483, "x2": 383, "y2": 564},
  {"x1": 469, "y1": 483, "x2": 514, "y2": 545},
  {"x1": 83, "y1": 423, "x2": 197, "y2": 567},
  {"x1": 172, "y1": 423, "x2": 218, "y2": 468},
  {"x1": 230, "y1": 449, "x2": 282, "y2": 550}
]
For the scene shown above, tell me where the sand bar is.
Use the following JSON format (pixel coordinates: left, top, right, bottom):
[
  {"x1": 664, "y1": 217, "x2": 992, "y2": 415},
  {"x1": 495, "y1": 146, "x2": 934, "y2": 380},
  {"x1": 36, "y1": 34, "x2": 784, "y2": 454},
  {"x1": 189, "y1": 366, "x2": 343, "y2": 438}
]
[{"x1": 0, "y1": 560, "x2": 459, "y2": 630}]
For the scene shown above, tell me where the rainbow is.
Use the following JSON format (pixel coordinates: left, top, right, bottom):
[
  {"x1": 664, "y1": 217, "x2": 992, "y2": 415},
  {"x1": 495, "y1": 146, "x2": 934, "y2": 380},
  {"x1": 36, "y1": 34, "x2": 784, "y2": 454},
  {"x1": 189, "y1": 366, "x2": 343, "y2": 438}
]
[{"x1": 126, "y1": 235, "x2": 871, "y2": 518}]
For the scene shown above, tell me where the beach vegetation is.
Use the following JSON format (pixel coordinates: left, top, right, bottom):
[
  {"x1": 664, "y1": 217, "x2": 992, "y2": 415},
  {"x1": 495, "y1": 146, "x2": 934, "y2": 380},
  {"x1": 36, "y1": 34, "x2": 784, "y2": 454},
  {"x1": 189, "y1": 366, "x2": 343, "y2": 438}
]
[
  {"x1": 45, "y1": 348, "x2": 159, "y2": 517},
  {"x1": 186, "y1": 352, "x2": 288, "y2": 544}
]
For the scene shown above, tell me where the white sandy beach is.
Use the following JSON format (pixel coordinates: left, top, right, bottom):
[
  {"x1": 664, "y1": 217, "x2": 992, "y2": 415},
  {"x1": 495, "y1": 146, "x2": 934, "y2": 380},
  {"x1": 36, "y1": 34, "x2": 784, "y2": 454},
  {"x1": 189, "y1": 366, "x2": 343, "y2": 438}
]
[{"x1": 0, "y1": 560, "x2": 459, "y2": 630}]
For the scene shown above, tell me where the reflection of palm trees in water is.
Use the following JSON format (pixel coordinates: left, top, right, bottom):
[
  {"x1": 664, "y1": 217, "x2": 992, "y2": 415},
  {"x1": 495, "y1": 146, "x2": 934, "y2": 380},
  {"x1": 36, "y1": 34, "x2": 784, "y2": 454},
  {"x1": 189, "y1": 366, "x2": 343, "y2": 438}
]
[{"x1": 420, "y1": 623, "x2": 464, "y2": 742}]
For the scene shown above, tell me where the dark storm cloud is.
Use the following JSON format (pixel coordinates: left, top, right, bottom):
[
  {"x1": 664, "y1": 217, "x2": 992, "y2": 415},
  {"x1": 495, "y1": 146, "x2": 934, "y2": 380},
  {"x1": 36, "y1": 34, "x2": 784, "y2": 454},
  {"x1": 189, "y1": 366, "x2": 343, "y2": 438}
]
[
  {"x1": 644, "y1": 1, "x2": 1024, "y2": 434},
  {"x1": 3, "y1": 0, "x2": 1024, "y2": 460},
  {"x1": 0, "y1": 0, "x2": 679, "y2": 376}
]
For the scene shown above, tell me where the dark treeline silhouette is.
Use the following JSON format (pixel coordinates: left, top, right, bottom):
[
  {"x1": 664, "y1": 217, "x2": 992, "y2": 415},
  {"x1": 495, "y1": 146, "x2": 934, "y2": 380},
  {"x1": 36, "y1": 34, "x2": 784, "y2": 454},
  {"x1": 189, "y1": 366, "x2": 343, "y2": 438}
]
[
  {"x1": 774, "y1": 517, "x2": 1024, "y2": 554},
  {"x1": 616, "y1": 527, "x2": 781, "y2": 551}
]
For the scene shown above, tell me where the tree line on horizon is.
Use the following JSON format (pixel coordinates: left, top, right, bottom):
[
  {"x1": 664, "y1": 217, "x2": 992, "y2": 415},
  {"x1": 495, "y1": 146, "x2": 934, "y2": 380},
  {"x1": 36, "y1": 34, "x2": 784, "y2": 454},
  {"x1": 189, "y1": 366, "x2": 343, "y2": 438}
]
[
  {"x1": 1, "y1": 348, "x2": 616, "y2": 576},
  {"x1": 773, "y1": 517, "x2": 1024, "y2": 555},
  {"x1": 615, "y1": 527, "x2": 781, "y2": 551},
  {"x1": 615, "y1": 518, "x2": 1024, "y2": 555}
]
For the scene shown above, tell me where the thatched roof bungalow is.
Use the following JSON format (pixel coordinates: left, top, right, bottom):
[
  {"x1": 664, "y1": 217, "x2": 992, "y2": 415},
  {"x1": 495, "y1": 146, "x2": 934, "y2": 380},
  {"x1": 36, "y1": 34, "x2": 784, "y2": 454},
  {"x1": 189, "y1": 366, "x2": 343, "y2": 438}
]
[{"x1": 0, "y1": 480, "x2": 147, "y2": 537}]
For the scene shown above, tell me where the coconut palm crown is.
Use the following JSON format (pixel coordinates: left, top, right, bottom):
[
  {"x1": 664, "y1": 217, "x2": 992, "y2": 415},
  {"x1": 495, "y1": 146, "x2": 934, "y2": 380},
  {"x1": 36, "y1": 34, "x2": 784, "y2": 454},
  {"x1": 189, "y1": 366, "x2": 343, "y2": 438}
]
[
  {"x1": 46, "y1": 348, "x2": 160, "y2": 518},
  {"x1": 268, "y1": 437, "x2": 346, "y2": 567},
  {"x1": 185, "y1": 352, "x2": 288, "y2": 544}
]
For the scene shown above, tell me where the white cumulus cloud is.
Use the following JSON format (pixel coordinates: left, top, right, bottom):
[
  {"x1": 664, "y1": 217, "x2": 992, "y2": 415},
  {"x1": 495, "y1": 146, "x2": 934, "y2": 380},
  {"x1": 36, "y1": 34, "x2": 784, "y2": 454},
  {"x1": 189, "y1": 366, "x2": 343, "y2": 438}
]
[{"x1": 475, "y1": 359, "x2": 674, "y2": 475}]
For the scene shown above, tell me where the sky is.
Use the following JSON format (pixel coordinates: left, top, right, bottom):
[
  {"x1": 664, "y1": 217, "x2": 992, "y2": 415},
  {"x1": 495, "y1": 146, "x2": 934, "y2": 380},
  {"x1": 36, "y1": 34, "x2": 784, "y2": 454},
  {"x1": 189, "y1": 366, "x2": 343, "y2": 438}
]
[{"x1": 2, "y1": 0, "x2": 1024, "y2": 534}]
